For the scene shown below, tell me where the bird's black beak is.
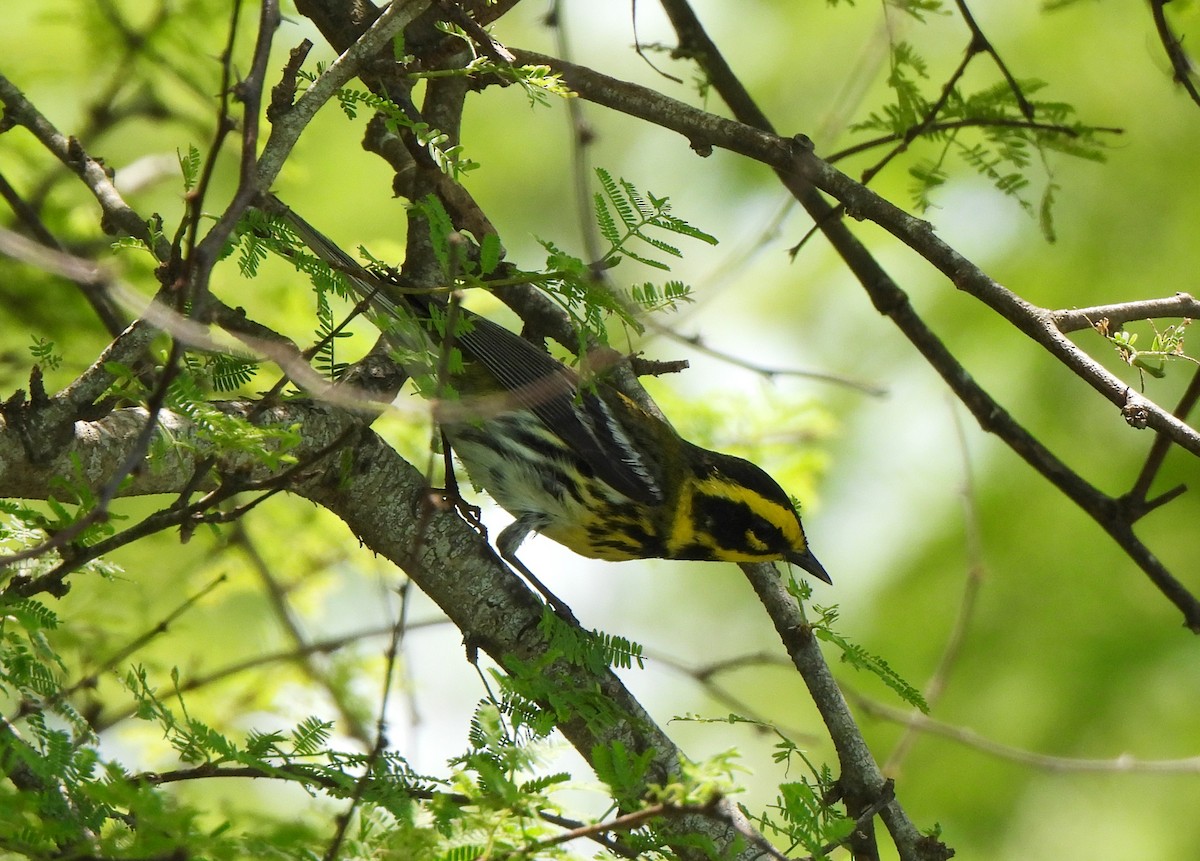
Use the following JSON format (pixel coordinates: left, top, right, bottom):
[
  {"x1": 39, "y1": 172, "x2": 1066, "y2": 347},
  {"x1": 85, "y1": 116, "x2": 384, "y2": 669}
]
[{"x1": 788, "y1": 548, "x2": 832, "y2": 584}]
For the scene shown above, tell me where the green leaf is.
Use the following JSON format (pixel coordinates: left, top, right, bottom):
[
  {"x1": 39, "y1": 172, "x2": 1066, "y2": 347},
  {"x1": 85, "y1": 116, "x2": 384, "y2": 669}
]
[
  {"x1": 592, "y1": 167, "x2": 718, "y2": 270},
  {"x1": 178, "y1": 143, "x2": 202, "y2": 191},
  {"x1": 28, "y1": 336, "x2": 62, "y2": 370},
  {"x1": 290, "y1": 717, "x2": 333, "y2": 757},
  {"x1": 478, "y1": 232, "x2": 502, "y2": 275},
  {"x1": 591, "y1": 740, "x2": 656, "y2": 803},
  {"x1": 812, "y1": 605, "x2": 930, "y2": 713}
]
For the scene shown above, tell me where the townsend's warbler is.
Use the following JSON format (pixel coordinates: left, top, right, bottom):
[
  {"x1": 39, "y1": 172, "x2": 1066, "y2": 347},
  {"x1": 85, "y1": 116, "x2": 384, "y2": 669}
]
[{"x1": 264, "y1": 197, "x2": 829, "y2": 585}]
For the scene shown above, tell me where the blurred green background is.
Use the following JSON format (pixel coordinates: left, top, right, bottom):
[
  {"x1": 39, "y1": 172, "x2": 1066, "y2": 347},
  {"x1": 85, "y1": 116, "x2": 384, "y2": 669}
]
[{"x1": 3, "y1": 1, "x2": 1200, "y2": 857}]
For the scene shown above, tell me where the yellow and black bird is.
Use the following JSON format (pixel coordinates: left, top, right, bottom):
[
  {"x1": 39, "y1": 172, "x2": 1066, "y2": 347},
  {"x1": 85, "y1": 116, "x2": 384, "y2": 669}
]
[{"x1": 266, "y1": 197, "x2": 829, "y2": 585}]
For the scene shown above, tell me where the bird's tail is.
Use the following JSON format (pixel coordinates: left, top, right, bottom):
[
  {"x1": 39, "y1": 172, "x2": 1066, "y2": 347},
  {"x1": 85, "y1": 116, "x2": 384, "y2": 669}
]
[{"x1": 259, "y1": 193, "x2": 431, "y2": 325}]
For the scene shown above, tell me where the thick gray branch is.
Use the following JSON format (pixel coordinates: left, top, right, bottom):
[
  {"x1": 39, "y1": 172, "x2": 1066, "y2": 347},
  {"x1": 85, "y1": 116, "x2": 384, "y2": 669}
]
[
  {"x1": 0, "y1": 402, "x2": 775, "y2": 861},
  {"x1": 256, "y1": 0, "x2": 431, "y2": 191},
  {"x1": 1052, "y1": 293, "x2": 1200, "y2": 334}
]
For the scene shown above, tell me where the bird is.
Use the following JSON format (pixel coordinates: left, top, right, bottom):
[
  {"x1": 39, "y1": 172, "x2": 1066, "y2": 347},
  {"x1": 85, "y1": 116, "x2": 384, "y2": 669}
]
[{"x1": 262, "y1": 196, "x2": 830, "y2": 588}]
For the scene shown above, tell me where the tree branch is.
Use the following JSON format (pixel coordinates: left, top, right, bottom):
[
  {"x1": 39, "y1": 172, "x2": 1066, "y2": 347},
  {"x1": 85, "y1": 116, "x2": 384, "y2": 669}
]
[
  {"x1": 255, "y1": 0, "x2": 432, "y2": 192},
  {"x1": 0, "y1": 73, "x2": 170, "y2": 260},
  {"x1": 852, "y1": 692, "x2": 1200, "y2": 773},
  {"x1": 507, "y1": 46, "x2": 1200, "y2": 631},
  {"x1": 0, "y1": 401, "x2": 776, "y2": 861},
  {"x1": 506, "y1": 47, "x2": 1200, "y2": 454},
  {"x1": 1052, "y1": 293, "x2": 1200, "y2": 334},
  {"x1": 741, "y1": 563, "x2": 949, "y2": 861},
  {"x1": 1147, "y1": 0, "x2": 1200, "y2": 109}
]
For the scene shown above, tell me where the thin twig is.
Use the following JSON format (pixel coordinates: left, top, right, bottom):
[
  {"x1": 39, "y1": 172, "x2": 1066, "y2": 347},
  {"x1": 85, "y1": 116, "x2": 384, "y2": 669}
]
[
  {"x1": 859, "y1": 46, "x2": 973, "y2": 186},
  {"x1": 648, "y1": 649, "x2": 822, "y2": 743},
  {"x1": 659, "y1": 324, "x2": 887, "y2": 395},
  {"x1": 546, "y1": 0, "x2": 604, "y2": 265},
  {"x1": 68, "y1": 573, "x2": 229, "y2": 705},
  {"x1": 0, "y1": 73, "x2": 170, "y2": 259},
  {"x1": 1126, "y1": 364, "x2": 1200, "y2": 506},
  {"x1": 508, "y1": 803, "x2": 675, "y2": 857},
  {"x1": 91, "y1": 620, "x2": 441, "y2": 733},
  {"x1": 952, "y1": 0, "x2": 1034, "y2": 119},
  {"x1": 884, "y1": 402, "x2": 986, "y2": 775},
  {"x1": 230, "y1": 522, "x2": 375, "y2": 745},
  {"x1": 0, "y1": 179, "x2": 128, "y2": 335},
  {"x1": 183, "y1": 0, "x2": 280, "y2": 316},
  {"x1": 852, "y1": 693, "x2": 1200, "y2": 773},
  {"x1": 1147, "y1": 0, "x2": 1200, "y2": 109},
  {"x1": 321, "y1": 581, "x2": 411, "y2": 861},
  {"x1": 741, "y1": 563, "x2": 923, "y2": 860},
  {"x1": 827, "y1": 117, "x2": 1123, "y2": 165}
]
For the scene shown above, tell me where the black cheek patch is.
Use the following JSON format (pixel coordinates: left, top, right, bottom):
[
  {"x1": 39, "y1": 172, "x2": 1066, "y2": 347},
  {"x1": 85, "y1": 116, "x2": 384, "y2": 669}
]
[{"x1": 691, "y1": 493, "x2": 784, "y2": 555}]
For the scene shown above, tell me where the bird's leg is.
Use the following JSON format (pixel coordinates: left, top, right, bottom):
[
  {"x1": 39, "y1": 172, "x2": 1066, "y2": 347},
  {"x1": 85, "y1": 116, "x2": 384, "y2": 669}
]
[
  {"x1": 427, "y1": 430, "x2": 485, "y2": 537},
  {"x1": 497, "y1": 522, "x2": 580, "y2": 626},
  {"x1": 499, "y1": 551, "x2": 580, "y2": 627}
]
